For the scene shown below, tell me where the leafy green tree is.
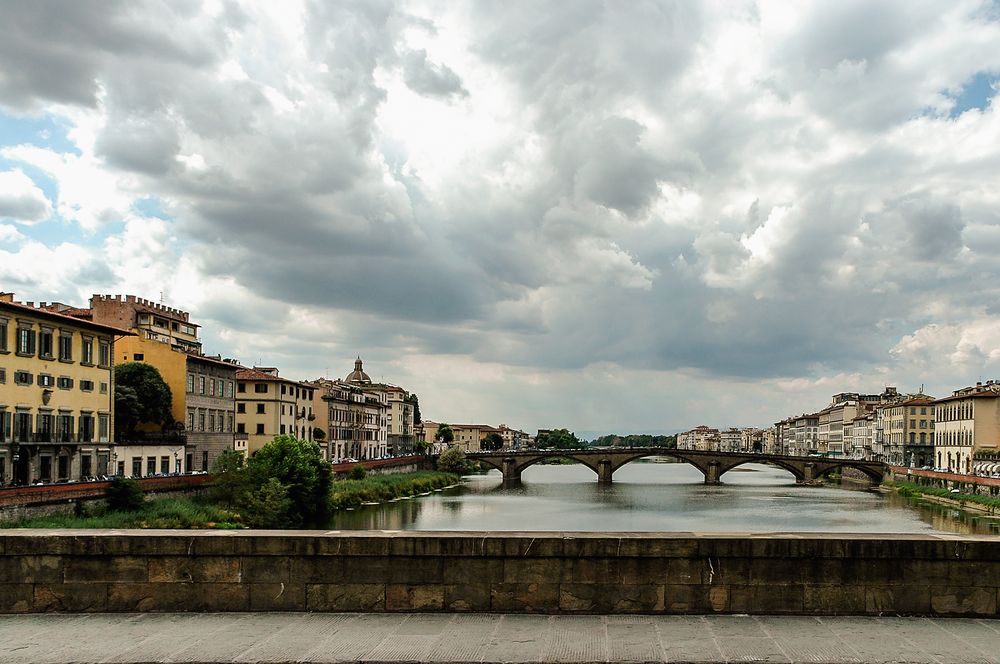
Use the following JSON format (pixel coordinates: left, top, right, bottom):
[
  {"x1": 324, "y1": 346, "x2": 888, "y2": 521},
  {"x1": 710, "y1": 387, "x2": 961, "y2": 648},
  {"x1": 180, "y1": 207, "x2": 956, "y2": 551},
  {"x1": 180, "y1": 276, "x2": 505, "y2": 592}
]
[
  {"x1": 106, "y1": 476, "x2": 145, "y2": 512},
  {"x1": 114, "y1": 362, "x2": 173, "y2": 440},
  {"x1": 246, "y1": 435, "x2": 332, "y2": 527},
  {"x1": 406, "y1": 393, "x2": 422, "y2": 424},
  {"x1": 211, "y1": 449, "x2": 249, "y2": 506},
  {"x1": 481, "y1": 432, "x2": 504, "y2": 451},
  {"x1": 349, "y1": 464, "x2": 366, "y2": 480},
  {"x1": 313, "y1": 427, "x2": 326, "y2": 440},
  {"x1": 412, "y1": 439, "x2": 429, "y2": 454},
  {"x1": 535, "y1": 428, "x2": 580, "y2": 450},
  {"x1": 438, "y1": 445, "x2": 467, "y2": 473},
  {"x1": 435, "y1": 423, "x2": 455, "y2": 445},
  {"x1": 243, "y1": 478, "x2": 292, "y2": 528}
]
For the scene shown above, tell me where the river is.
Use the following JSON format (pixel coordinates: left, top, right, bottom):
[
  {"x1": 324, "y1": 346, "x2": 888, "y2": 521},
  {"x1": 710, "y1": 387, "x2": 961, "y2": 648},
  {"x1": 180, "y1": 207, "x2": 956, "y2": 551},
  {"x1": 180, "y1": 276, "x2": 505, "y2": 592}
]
[{"x1": 328, "y1": 461, "x2": 1000, "y2": 535}]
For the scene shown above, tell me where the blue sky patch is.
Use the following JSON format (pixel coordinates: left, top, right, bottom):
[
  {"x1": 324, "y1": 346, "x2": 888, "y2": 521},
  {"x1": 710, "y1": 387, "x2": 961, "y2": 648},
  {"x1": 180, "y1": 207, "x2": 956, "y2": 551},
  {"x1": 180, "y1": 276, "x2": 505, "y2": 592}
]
[
  {"x1": 0, "y1": 111, "x2": 79, "y2": 155},
  {"x1": 949, "y1": 71, "x2": 999, "y2": 117}
]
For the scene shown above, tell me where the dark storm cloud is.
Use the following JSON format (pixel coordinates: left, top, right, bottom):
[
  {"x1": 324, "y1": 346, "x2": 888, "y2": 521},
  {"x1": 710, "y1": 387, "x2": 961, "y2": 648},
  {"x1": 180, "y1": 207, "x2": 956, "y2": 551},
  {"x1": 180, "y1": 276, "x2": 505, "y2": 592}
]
[{"x1": 401, "y1": 49, "x2": 469, "y2": 99}]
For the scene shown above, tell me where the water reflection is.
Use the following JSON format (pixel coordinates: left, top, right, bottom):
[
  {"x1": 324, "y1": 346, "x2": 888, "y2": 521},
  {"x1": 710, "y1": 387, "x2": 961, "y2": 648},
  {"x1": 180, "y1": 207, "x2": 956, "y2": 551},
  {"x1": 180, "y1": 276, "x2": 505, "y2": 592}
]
[{"x1": 327, "y1": 462, "x2": 1000, "y2": 535}]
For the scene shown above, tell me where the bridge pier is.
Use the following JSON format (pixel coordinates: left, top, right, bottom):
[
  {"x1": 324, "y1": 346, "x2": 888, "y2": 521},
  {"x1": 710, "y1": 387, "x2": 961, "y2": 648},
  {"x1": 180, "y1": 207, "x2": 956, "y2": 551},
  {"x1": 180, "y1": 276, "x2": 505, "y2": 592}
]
[
  {"x1": 798, "y1": 462, "x2": 821, "y2": 486},
  {"x1": 502, "y1": 458, "x2": 521, "y2": 483},
  {"x1": 704, "y1": 461, "x2": 722, "y2": 485},
  {"x1": 597, "y1": 459, "x2": 613, "y2": 483}
]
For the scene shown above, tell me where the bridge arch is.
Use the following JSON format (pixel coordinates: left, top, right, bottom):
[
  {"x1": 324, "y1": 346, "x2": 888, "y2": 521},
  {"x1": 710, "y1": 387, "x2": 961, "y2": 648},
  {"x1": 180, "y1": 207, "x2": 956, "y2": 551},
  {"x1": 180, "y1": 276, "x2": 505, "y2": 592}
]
[
  {"x1": 514, "y1": 454, "x2": 604, "y2": 479},
  {"x1": 814, "y1": 461, "x2": 884, "y2": 485}
]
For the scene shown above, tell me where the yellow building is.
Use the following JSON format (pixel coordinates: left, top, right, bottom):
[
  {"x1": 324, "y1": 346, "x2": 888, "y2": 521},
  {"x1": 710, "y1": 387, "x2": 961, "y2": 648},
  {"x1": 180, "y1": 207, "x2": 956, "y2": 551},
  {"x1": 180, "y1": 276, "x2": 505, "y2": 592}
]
[
  {"x1": 236, "y1": 368, "x2": 315, "y2": 454},
  {"x1": 422, "y1": 421, "x2": 499, "y2": 454},
  {"x1": 934, "y1": 382, "x2": 1000, "y2": 474},
  {"x1": 875, "y1": 396, "x2": 935, "y2": 467},
  {"x1": 0, "y1": 293, "x2": 131, "y2": 485}
]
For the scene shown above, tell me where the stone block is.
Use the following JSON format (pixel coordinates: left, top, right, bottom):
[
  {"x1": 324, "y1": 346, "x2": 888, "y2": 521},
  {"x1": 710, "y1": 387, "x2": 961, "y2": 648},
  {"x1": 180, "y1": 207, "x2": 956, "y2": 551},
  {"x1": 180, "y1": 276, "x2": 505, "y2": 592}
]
[
  {"x1": 803, "y1": 584, "x2": 864, "y2": 614},
  {"x1": 947, "y1": 561, "x2": 1000, "y2": 587},
  {"x1": 617, "y1": 537, "x2": 699, "y2": 558},
  {"x1": 242, "y1": 556, "x2": 290, "y2": 583},
  {"x1": 388, "y1": 557, "x2": 442, "y2": 584},
  {"x1": 750, "y1": 585, "x2": 803, "y2": 613},
  {"x1": 749, "y1": 559, "x2": 800, "y2": 586},
  {"x1": 387, "y1": 536, "x2": 443, "y2": 557},
  {"x1": 486, "y1": 536, "x2": 563, "y2": 558},
  {"x1": 443, "y1": 558, "x2": 504, "y2": 585},
  {"x1": 560, "y1": 536, "x2": 624, "y2": 558},
  {"x1": 108, "y1": 582, "x2": 249, "y2": 612},
  {"x1": 249, "y1": 583, "x2": 306, "y2": 611},
  {"x1": 64, "y1": 556, "x2": 147, "y2": 584},
  {"x1": 444, "y1": 583, "x2": 491, "y2": 611},
  {"x1": 667, "y1": 558, "x2": 705, "y2": 585},
  {"x1": 289, "y1": 555, "x2": 342, "y2": 583},
  {"x1": 306, "y1": 583, "x2": 385, "y2": 611},
  {"x1": 558, "y1": 584, "x2": 612, "y2": 613},
  {"x1": 662, "y1": 584, "x2": 711, "y2": 613},
  {"x1": 865, "y1": 585, "x2": 931, "y2": 614},
  {"x1": 902, "y1": 559, "x2": 951, "y2": 585},
  {"x1": 338, "y1": 536, "x2": 391, "y2": 557},
  {"x1": 503, "y1": 558, "x2": 559, "y2": 584},
  {"x1": 930, "y1": 586, "x2": 997, "y2": 616},
  {"x1": 0, "y1": 583, "x2": 34, "y2": 612},
  {"x1": 34, "y1": 583, "x2": 107, "y2": 612},
  {"x1": 340, "y1": 556, "x2": 392, "y2": 583},
  {"x1": 0, "y1": 555, "x2": 63, "y2": 583},
  {"x1": 698, "y1": 537, "x2": 751, "y2": 558},
  {"x1": 385, "y1": 584, "x2": 445, "y2": 611},
  {"x1": 148, "y1": 556, "x2": 240, "y2": 583},
  {"x1": 561, "y1": 558, "x2": 620, "y2": 584},
  {"x1": 490, "y1": 582, "x2": 559, "y2": 612},
  {"x1": 728, "y1": 585, "x2": 752, "y2": 613}
]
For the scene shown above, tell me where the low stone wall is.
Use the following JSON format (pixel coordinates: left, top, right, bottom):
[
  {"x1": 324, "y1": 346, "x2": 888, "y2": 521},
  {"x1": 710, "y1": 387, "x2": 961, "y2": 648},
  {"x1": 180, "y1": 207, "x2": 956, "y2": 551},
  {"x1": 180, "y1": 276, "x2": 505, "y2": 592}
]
[
  {"x1": 890, "y1": 466, "x2": 1000, "y2": 497},
  {"x1": 2, "y1": 531, "x2": 999, "y2": 616},
  {"x1": 0, "y1": 475, "x2": 211, "y2": 523}
]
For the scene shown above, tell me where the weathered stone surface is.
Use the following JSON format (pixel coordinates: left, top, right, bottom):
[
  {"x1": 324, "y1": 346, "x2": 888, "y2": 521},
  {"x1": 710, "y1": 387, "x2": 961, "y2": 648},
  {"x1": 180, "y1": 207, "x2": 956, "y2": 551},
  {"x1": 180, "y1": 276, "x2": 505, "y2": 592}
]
[
  {"x1": 147, "y1": 556, "x2": 240, "y2": 583},
  {"x1": 930, "y1": 586, "x2": 997, "y2": 615},
  {"x1": 249, "y1": 582, "x2": 306, "y2": 610},
  {"x1": 34, "y1": 583, "x2": 107, "y2": 612},
  {"x1": 64, "y1": 556, "x2": 148, "y2": 583},
  {"x1": 491, "y1": 582, "x2": 560, "y2": 612},
  {"x1": 386, "y1": 584, "x2": 445, "y2": 611},
  {"x1": 306, "y1": 583, "x2": 385, "y2": 611},
  {"x1": 0, "y1": 583, "x2": 33, "y2": 612}
]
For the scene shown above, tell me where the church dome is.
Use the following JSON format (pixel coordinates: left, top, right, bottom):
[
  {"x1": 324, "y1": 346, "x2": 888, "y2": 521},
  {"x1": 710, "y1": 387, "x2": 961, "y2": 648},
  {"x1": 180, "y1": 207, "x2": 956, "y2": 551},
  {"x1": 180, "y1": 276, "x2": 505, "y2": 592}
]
[{"x1": 346, "y1": 357, "x2": 371, "y2": 384}]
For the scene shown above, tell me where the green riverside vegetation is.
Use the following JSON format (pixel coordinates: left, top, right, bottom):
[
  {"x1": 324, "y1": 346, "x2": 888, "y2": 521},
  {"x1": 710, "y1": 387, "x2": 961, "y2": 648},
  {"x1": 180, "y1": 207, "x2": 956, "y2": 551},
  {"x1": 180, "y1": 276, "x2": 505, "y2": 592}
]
[
  {"x1": 886, "y1": 479, "x2": 1000, "y2": 513},
  {"x1": 330, "y1": 471, "x2": 460, "y2": 510}
]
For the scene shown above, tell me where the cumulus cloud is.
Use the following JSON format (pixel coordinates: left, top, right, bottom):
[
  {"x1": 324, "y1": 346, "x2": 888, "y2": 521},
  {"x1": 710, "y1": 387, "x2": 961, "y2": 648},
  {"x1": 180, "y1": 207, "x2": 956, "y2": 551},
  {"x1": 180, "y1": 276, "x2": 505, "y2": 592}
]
[
  {"x1": 2, "y1": 0, "x2": 1000, "y2": 432},
  {"x1": 0, "y1": 169, "x2": 52, "y2": 224}
]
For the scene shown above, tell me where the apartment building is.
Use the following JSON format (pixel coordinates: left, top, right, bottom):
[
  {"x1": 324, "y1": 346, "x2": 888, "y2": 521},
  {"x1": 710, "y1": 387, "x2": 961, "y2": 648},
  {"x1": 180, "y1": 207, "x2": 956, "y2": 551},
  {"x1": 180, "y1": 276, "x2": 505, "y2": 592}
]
[
  {"x1": 319, "y1": 379, "x2": 387, "y2": 462},
  {"x1": 933, "y1": 382, "x2": 1000, "y2": 474},
  {"x1": 497, "y1": 424, "x2": 529, "y2": 450},
  {"x1": 876, "y1": 396, "x2": 935, "y2": 467},
  {"x1": 676, "y1": 425, "x2": 720, "y2": 451},
  {"x1": 65, "y1": 294, "x2": 239, "y2": 474},
  {"x1": 236, "y1": 368, "x2": 315, "y2": 454},
  {"x1": 0, "y1": 293, "x2": 128, "y2": 485},
  {"x1": 422, "y1": 421, "x2": 500, "y2": 453}
]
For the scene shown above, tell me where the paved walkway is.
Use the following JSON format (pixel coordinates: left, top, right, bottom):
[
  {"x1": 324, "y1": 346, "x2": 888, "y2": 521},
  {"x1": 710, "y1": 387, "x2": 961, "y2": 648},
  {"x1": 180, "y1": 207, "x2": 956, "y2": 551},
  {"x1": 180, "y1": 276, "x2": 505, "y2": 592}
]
[{"x1": 1, "y1": 613, "x2": 999, "y2": 663}]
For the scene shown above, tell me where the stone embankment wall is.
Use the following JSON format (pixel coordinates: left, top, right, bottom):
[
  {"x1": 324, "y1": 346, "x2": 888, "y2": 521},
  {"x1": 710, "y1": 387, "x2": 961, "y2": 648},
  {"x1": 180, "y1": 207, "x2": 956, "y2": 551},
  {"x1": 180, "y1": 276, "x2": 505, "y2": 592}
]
[
  {"x1": 330, "y1": 455, "x2": 430, "y2": 480},
  {"x1": 0, "y1": 475, "x2": 211, "y2": 523},
  {"x1": 2, "y1": 531, "x2": 998, "y2": 616},
  {"x1": 890, "y1": 466, "x2": 1000, "y2": 497}
]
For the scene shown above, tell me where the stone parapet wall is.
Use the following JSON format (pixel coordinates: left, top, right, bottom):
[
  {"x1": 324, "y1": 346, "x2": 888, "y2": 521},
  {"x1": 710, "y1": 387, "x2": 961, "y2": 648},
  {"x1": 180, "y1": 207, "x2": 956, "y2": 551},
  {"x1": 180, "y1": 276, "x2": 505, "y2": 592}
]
[{"x1": 1, "y1": 531, "x2": 999, "y2": 616}]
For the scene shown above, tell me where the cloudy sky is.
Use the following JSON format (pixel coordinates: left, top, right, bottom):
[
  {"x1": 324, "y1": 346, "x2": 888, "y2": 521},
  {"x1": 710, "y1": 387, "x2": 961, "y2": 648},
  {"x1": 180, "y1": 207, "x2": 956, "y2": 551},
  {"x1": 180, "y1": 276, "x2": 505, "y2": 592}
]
[{"x1": 2, "y1": 1, "x2": 999, "y2": 438}]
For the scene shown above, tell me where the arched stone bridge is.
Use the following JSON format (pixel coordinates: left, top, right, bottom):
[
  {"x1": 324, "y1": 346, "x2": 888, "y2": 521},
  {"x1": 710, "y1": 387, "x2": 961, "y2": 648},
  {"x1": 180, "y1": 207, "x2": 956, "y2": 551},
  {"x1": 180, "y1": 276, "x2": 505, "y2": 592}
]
[{"x1": 458, "y1": 448, "x2": 887, "y2": 485}]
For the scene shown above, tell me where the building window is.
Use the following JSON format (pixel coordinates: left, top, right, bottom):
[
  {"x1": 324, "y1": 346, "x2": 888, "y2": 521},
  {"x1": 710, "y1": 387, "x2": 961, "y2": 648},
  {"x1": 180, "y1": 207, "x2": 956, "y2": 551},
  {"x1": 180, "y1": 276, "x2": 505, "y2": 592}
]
[
  {"x1": 38, "y1": 374, "x2": 54, "y2": 387},
  {"x1": 82, "y1": 337, "x2": 93, "y2": 364},
  {"x1": 280, "y1": 424, "x2": 286, "y2": 435},
  {"x1": 199, "y1": 376, "x2": 206, "y2": 394},
  {"x1": 281, "y1": 385, "x2": 286, "y2": 395},
  {"x1": 39, "y1": 328, "x2": 53, "y2": 358},
  {"x1": 255, "y1": 383, "x2": 268, "y2": 394},
  {"x1": 57, "y1": 376, "x2": 73, "y2": 389},
  {"x1": 226, "y1": 412, "x2": 233, "y2": 432},
  {"x1": 132, "y1": 457, "x2": 142, "y2": 477},
  {"x1": 98, "y1": 414, "x2": 109, "y2": 442},
  {"x1": 198, "y1": 410, "x2": 206, "y2": 431},
  {"x1": 98, "y1": 340, "x2": 110, "y2": 367},
  {"x1": 227, "y1": 381, "x2": 234, "y2": 398},
  {"x1": 255, "y1": 423, "x2": 265, "y2": 435},
  {"x1": 0, "y1": 318, "x2": 7, "y2": 352},
  {"x1": 237, "y1": 403, "x2": 246, "y2": 414},
  {"x1": 187, "y1": 373, "x2": 195, "y2": 393},
  {"x1": 58, "y1": 334, "x2": 73, "y2": 361},
  {"x1": 79, "y1": 414, "x2": 94, "y2": 443},
  {"x1": 209, "y1": 411, "x2": 216, "y2": 432},
  {"x1": 100, "y1": 382, "x2": 108, "y2": 394},
  {"x1": 17, "y1": 327, "x2": 36, "y2": 356},
  {"x1": 237, "y1": 423, "x2": 246, "y2": 433},
  {"x1": 202, "y1": 451, "x2": 209, "y2": 470},
  {"x1": 238, "y1": 382, "x2": 246, "y2": 393},
  {"x1": 161, "y1": 456, "x2": 170, "y2": 474},
  {"x1": 13, "y1": 370, "x2": 32, "y2": 386},
  {"x1": 256, "y1": 403, "x2": 265, "y2": 414},
  {"x1": 0, "y1": 368, "x2": 5, "y2": 384},
  {"x1": 81, "y1": 454, "x2": 92, "y2": 478},
  {"x1": 80, "y1": 380, "x2": 94, "y2": 391}
]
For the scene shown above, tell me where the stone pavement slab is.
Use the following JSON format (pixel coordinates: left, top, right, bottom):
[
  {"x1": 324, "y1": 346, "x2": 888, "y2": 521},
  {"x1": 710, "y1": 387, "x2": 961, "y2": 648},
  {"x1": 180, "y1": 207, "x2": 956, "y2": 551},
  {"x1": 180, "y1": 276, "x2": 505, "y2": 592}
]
[{"x1": 1, "y1": 613, "x2": 999, "y2": 664}]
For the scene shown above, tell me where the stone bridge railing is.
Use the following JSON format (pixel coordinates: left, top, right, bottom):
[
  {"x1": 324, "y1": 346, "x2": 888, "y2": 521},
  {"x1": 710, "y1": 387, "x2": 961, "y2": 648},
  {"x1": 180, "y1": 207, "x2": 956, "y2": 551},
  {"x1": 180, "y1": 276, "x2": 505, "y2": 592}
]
[{"x1": 460, "y1": 448, "x2": 887, "y2": 486}]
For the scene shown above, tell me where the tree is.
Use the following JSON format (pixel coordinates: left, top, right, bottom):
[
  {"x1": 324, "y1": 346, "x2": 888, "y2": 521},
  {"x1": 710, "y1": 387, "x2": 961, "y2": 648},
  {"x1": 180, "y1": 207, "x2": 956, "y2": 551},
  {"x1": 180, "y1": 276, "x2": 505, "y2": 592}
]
[
  {"x1": 242, "y1": 478, "x2": 292, "y2": 528},
  {"x1": 438, "y1": 445, "x2": 467, "y2": 473},
  {"x1": 349, "y1": 464, "x2": 366, "y2": 480},
  {"x1": 435, "y1": 423, "x2": 455, "y2": 445},
  {"x1": 246, "y1": 435, "x2": 332, "y2": 527},
  {"x1": 535, "y1": 428, "x2": 580, "y2": 450},
  {"x1": 106, "y1": 476, "x2": 145, "y2": 512},
  {"x1": 412, "y1": 439, "x2": 429, "y2": 454},
  {"x1": 211, "y1": 449, "x2": 249, "y2": 506},
  {"x1": 481, "y1": 432, "x2": 504, "y2": 451},
  {"x1": 406, "y1": 393, "x2": 422, "y2": 424},
  {"x1": 313, "y1": 427, "x2": 326, "y2": 441},
  {"x1": 114, "y1": 362, "x2": 173, "y2": 440}
]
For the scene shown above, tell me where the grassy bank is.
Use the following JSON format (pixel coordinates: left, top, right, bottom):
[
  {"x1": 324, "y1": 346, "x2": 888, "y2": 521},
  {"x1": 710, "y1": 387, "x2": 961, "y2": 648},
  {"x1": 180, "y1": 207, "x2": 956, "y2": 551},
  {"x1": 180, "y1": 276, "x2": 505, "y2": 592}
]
[
  {"x1": 3, "y1": 471, "x2": 462, "y2": 528},
  {"x1": 330, "y1": 471, "x2": 460, "y2": 510},
  {"x1": 885, "y1": 479, "x2": 1000, "y2": 514},
  {"x1": 1, "y1": 497, "x2": 243, "y2": 529}
]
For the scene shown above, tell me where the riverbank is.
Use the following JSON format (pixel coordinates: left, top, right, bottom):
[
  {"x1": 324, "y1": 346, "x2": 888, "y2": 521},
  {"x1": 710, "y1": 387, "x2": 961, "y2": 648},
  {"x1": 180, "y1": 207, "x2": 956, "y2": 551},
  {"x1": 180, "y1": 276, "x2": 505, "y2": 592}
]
[
  {"x1": 883, "y1": 479, "x2": 1000, "y2": 516},
  {"x1": 2, "y1": 471, "x2": 462, "y2": 528}
]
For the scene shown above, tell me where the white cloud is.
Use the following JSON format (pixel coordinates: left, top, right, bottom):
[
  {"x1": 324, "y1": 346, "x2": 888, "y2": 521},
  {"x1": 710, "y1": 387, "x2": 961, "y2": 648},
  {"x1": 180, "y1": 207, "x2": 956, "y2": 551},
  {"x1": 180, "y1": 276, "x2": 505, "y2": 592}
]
[{"x1": 0, "y1": 169, "x2": 52, "y2": 224}]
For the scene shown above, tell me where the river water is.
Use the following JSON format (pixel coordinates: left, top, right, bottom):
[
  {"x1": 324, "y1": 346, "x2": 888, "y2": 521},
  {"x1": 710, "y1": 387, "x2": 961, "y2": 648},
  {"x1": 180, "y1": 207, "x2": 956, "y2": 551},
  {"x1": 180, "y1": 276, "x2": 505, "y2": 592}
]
[{"x1": 328, "y1": 461, "x2": 1000, "y2": 535}]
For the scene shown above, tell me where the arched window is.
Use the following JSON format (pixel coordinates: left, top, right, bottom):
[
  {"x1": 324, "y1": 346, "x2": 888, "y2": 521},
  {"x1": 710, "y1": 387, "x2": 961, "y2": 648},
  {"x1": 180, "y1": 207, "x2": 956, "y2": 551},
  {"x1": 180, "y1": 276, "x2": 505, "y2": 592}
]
[{"x1": 920, "y1": 433, "x2": 926, "y2": 444}]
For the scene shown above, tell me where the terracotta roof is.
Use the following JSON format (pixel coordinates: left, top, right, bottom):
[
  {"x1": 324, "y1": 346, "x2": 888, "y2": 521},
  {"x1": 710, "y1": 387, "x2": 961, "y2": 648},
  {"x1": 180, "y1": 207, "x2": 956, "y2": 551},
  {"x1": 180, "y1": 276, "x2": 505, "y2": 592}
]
[
  {"x1": 933, "y1": 390, "x2": 1000, "y2": 404},
  {"x1": 0, "y1": 299, "x2": 135, "y2": 336},
  {"x1": 187, "y1": 353, "x2": 243, "y2": 370}
]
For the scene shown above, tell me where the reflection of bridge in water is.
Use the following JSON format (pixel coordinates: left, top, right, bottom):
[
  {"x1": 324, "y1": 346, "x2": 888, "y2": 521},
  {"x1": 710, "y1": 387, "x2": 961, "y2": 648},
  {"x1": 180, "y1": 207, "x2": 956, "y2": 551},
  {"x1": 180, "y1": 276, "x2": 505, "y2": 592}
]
[{"x1": 461, "y1": 448, "x2": 887, "y2": 485}]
